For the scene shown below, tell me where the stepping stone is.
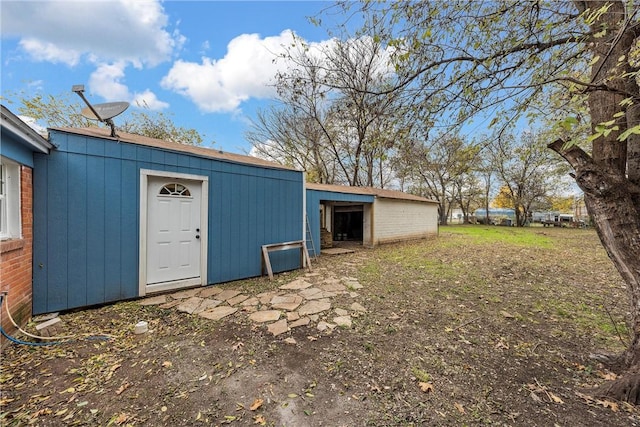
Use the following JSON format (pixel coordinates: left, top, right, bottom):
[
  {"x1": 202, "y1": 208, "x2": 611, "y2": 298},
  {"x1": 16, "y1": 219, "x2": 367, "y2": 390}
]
[
  {"x1": 139, "y1": 295, "x2": 167, "y2": 306},
  {"x1": 289, "y1": 317, "x2": 310, "y2": 328},
  {"x1": 333, "y1": 316, "x2": 352, "y2": 328},
  {"x1": 227, "y1": 294, "x2": 249, "y2": 306},
  {"x1": 267, "y1": 319, "x2": 289, "y2": 336},
  {"x1": 177, "y1": 296, "x2": 204, "y2": 314},
  {"x1": 298, "y1": 301, "x2": 331, "y2": 316},
  {"x1": 249, "y1": 310, "x2": 281, "y2": 323},
  {"x1": 271, "y1": 295, "x2": 303, "y2": 311},
  {"x1": 199, "y1": 306, "x2": 238, "y2": 321},
  {"x1": 199, "y1": 287, "x2": 223, "y2": 298},
  {"x1": 319, "y1": 283, "x2": 347, "y2": 293},
  {"x1": 280, "y1": 278, "x2": 314, "y2": 290},
  {"x1": 171, "y1": 288, "x2": 202, "y2": 299},
  {"x1": 194, "y1": 299, "x2": 222, "y2": 314},
  {"x1": 343, "y1": 280, "x2": 363, "y2": 290},
  {"x1": 299, "y1": 288, "x2": 323, "y2": 300},
  {"x1": 217, "y1": 290, "x2": 241, "y2": 301},
  {"x1": 334, "y1": 308, "x2": 349, "y2": 316},
  {"x1": 241, "y1": 297, "x2": 260, "y2": 307},
  {"x1": 257, "y1": 291, "x2": 278, "y2": 305},
  {"x1": 287, "y1": 312, "x2": 300, "y2": 321},
  {"x1": 350, "y1": 302, "x2": 366, "y2": 312},
  {"x1": 317, "y1": 321, "x2": 335, "y2": 331},
  {"x1": 159, "y1": 300, "x2": 181, "y2": 309}
]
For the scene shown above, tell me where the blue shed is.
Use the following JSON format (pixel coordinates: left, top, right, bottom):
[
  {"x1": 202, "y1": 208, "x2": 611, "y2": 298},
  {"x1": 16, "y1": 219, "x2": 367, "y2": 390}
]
[{"x1": 32, "y1": 127, "x2": 305, "y2": 314}]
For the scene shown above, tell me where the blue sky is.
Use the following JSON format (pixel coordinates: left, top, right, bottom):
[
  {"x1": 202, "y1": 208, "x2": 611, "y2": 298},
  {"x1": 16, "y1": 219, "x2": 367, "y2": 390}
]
[{"x1": 1, "y1": 1, "x2": 344, "y2": 153}]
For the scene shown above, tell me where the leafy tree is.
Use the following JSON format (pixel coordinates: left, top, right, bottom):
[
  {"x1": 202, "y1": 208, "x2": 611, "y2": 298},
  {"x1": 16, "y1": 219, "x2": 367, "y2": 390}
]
[
  {"x1": 396, "y1": 133, "x2": 477, "y2": 225},
  {"x1": 491, "y1": 130, "x2": 566, "y2": 226},
  {"x1": 120, "y1": 110, "x2": 203, "y2": 145},
  {"x1": 4, "y1": 91, "x2": 205, "y2": 145},
  {"x1": 549, "y1": 196, "x2": 578, "y2": 213},
  {"x1": 491, "y1": 185, "x2": 515, "y2": 209},
  {"x1": 253, "y1": 36, "x2": 410, "y2": 186},
  {"x1": 344, "y1": 0, "x2": 640, "y2": 399}
]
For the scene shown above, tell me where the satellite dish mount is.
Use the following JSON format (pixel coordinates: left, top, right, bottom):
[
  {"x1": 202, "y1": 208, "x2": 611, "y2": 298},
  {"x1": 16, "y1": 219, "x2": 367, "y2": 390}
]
[{"x1": 72, "y1": 85, "x2": 129, "y2": 137}]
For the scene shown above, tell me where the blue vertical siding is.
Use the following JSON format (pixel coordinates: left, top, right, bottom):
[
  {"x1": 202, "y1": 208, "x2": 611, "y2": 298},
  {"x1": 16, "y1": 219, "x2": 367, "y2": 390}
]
[
  {"x1": 32, "y1": 130, "x2": 304, "y2": 314},
  {"x1": 305, "y1": 189, "x2": 374, "y2": 257}
]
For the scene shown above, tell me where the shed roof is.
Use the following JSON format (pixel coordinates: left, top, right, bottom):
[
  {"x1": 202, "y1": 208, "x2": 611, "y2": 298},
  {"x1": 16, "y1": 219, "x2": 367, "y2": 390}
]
[
  {"x1": 306, "y1": 182, "x2": 438, "y2": 203},
  {"x1": 49, "y1": 126, "x2": 297, "y2": 171}
]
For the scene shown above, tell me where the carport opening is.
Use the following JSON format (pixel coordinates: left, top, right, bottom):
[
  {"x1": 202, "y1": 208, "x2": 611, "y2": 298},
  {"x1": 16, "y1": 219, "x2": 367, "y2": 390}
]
[{"x1": 333, "y1": 205, "x2": 364, "y2": 242}]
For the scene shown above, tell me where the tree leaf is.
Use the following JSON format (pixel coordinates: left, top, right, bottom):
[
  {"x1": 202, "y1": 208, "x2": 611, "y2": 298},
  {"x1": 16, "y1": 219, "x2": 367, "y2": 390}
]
[
  {"x1": 250, "y1": 398, "x2": 264, "y2": 411},
  {"x1": 418, "y1": 381, "x2": 434, "y2": 392}
]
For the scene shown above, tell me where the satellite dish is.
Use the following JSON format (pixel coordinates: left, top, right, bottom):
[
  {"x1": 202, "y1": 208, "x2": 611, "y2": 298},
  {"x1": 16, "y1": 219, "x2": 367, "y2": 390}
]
[
  {"x1": 72, "y1": 84, "x2": 129, "y2": 137},
  {"x1": 81, "y1": 102, "x2": 129, "y2": 121}
]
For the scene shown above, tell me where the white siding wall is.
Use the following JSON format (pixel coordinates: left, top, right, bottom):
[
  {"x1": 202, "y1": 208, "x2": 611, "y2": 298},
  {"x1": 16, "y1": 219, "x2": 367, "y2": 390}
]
[{"x1": 373, "y1": 198, "x2": 438, "y2": 245}]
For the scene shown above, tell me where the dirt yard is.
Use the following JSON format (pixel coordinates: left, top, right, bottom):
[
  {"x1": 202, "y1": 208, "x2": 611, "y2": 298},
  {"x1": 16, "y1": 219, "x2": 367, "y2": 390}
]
[{"x1": 1, "y1": 226, "x2": 639, "y2": 426}]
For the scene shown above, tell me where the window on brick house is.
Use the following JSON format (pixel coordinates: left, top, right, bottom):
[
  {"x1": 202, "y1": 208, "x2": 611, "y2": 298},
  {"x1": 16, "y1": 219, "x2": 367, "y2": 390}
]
[{"x1": 0, "y1": 157, "x2": 21, "y2": 240}]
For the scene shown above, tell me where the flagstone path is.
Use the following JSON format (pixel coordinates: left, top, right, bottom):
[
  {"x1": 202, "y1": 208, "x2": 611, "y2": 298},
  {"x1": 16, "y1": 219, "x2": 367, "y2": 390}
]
[{"x1": 138, "y1": 267, "x2": 367, "y2": 338}]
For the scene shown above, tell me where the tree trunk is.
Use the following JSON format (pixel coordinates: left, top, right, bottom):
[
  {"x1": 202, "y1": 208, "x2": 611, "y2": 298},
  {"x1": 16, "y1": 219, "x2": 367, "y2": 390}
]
[{"x1": 549, "y1": 140, "x2": 640, "y2": 364}]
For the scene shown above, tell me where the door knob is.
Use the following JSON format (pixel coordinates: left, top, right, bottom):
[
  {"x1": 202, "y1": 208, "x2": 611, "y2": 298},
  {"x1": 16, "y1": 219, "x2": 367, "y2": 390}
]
[
  {"x1": 196, "y1": 228, "x2": 200, "y2": 232},
  {"x1": 196, "y1": 235, "x2": 200, "y2": 239}
]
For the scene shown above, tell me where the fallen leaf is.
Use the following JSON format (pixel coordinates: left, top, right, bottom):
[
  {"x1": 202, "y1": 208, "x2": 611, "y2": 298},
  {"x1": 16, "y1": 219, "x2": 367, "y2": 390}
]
[
  {"x1": 418, "y1": 382, "x2": 434, "y2": 393},
  {"x1": 500, "y1": 310, "x2": 515, "y2": 319},
  {"x1": 59, "y1": 387, "x2": 75, "y2": 394},
  {"x1": 55, "y1": 408, "x2": 68, "y2": 416},
  {"x1": 250, "y1": 398, "x2": 264, "y2": 411},
  {"x1": 597, "y1": 399, "x2": 619, "y2": 411},
  {"x1": 454, "y1": 402, "x2": 465, "y2": 414},
  {"x1": 549, "y1": 392, "x2": 564, "y2": 404},
  {"x1": 196, "y1": 411, "x2": 202, "y2": 421},
  {"x1": 287, "y1": 393, "x2": 298, "y2": 398},
  {"x1": 254, "y1": 414, "x2": 267, "y2": 425},
  {"x1": 114, "y1": 413, "x2": 129, "y2": 425},
  {"x1": 110, "y1": 363, "x2": 122, "y2": 372},
  {"x1": 115, "y1": 382, "x2": 130, "y2": 395},
  {"x1": 598, "y1": 371, "x2": 618, "y2": 380},
  {"x1": 530, "y1": 391, "x2": 542, "y2": 403},
  {"x1": 162, "y1": 361, "x2": 173, "y2": 368},
  {"x1": 307, "y1": 336, "x2": 318, "y2": 341}
]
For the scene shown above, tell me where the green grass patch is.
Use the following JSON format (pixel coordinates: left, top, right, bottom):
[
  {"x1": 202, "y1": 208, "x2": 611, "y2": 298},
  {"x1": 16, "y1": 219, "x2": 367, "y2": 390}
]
[{"x1": 442, "y1": 224, "x2": 553, "y2": 248}]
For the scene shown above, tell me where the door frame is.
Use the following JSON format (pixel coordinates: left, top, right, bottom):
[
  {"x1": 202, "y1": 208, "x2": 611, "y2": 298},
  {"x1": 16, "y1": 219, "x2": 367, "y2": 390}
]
[{"x1": 139, "y1": 169, "x2": 209, "y2": 296}]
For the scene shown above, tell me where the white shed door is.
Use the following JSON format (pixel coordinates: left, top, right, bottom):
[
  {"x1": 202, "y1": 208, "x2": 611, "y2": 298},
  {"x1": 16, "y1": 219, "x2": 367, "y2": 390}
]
[{"x1": 147, "y1": 178, "x2": 201, "y2": 285}]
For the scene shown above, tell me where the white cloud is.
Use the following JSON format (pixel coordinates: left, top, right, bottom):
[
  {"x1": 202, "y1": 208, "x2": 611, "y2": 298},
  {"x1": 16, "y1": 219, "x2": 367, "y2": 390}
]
[
  {"x1": 89, "y1": 63, "x2": 130, "y2": 101},
  {"x1": 89, "y1": 62, "x2": 168, "y2": 110},
  {"x1": 132, "y1": 90, "x2": 169, "y2": 110},
  {"x1": 1, "y1": 0, "x2": 182, "y2": 67},
  {"x1": 161, "y1": 30, "x2": 299, "y2": 113},
  {"x1": 19, "y1": 38, "x2": 81, "y2": 66}
]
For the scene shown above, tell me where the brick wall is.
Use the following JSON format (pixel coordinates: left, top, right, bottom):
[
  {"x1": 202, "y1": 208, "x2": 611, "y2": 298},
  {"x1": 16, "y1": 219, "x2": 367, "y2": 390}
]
[{"x1": 1, "y1": 166, "x2": 33, "y2": 346}]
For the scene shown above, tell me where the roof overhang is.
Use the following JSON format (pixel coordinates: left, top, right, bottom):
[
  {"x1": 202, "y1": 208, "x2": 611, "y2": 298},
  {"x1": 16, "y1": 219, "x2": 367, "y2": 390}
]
[{"x1": 1, "y1": 105, "x2": 53, "y2": 154}]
